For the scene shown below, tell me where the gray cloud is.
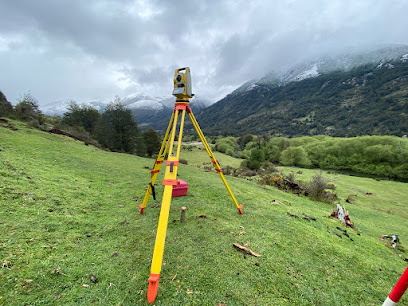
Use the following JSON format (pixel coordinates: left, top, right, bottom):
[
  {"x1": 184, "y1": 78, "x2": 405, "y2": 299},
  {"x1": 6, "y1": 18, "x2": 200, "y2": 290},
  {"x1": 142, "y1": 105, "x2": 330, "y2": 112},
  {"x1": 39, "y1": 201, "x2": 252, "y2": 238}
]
[{"x1": 0, "y1": 0, "x2": 407, "y2": 106}]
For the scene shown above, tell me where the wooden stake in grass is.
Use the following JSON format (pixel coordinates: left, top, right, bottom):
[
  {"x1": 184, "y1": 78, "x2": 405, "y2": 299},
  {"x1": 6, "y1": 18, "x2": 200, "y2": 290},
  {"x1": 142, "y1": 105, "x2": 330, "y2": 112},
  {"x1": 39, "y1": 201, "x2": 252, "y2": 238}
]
[{"x1": 180, "y1": 207, "x2": 187, "y2": 223}]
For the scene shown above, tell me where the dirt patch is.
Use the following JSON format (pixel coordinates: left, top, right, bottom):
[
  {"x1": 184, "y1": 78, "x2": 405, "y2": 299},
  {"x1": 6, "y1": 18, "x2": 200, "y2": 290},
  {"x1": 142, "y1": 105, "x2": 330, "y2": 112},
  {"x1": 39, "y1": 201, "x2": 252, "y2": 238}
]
[
  {"x1": 260, "y1": 174, "x2": 306, "y2": 196},
  {"x1": 48, "y1": 129, "x2": 84, "y2": 141},
  {"x1": 0, "y1": 118, "x2": 18, "y2": 131}
]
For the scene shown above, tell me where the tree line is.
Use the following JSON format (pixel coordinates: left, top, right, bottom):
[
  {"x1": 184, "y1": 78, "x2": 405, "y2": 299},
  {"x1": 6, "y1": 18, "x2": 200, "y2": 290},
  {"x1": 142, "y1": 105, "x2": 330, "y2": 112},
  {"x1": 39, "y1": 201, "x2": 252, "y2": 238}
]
[
  {"x1": 0, "y1": 90, "x2": 161, "y2": 157},
  {"x1": 213, "y1": 134, "x2": 408, "y2": 180}
]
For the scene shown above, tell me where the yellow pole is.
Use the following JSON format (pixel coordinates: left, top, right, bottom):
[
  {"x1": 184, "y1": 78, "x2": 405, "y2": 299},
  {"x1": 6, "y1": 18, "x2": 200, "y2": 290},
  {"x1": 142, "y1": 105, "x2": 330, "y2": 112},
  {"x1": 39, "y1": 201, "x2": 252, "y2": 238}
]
[
  {"x1": 188, "y1": 111, "x2": 243, "y2": 214},
  {"x1": 147, "y1": 109, "x2": 186, "y2": 303},
  {"x1": 139, "y1": 112, "x2": 175, "y2": 214}
]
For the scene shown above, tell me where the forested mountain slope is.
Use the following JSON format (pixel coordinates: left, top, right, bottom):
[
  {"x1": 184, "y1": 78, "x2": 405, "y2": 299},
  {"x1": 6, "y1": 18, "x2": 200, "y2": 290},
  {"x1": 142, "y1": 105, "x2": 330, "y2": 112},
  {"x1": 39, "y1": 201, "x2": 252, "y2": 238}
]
[{"x1": 197, "y1": 61, "x2": 408, "y2": 137}]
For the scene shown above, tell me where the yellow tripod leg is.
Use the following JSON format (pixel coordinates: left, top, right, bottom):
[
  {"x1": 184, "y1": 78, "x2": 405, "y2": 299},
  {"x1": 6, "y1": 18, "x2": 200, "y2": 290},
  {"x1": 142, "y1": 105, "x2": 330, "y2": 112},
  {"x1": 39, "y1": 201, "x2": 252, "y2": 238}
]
[
  {"x1": 147, "y1": 109, "x2": 186, "y2": 303},
  {"x1": 139, "y1": 112, "x2": 175, "y2": 214},
  {"x1": 188, "y1": 110, "x2": 243, "y2": 214}
]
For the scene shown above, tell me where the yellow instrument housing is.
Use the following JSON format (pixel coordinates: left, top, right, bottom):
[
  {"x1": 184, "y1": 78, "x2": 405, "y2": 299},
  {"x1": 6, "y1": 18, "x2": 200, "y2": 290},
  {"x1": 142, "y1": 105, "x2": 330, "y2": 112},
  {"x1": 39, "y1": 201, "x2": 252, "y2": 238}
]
[{"x1": 172, "y1": 67, "x2": 193, "y2": 100}]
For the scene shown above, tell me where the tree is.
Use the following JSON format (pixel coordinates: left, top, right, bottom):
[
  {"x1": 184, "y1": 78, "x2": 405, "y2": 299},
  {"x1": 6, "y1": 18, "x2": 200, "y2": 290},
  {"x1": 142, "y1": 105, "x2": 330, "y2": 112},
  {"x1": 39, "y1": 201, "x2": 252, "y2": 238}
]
[
  {"x1": 143, "y1": 127, "x2": 161, "y2": 157},
  {"x1": 95, "y1": 97, "x2": 145, "y2": 155},
  {"x1": 247, "y1": 148, "x2": 265, "y2": 170},
  {"x1": 238, "y1": 133, "x2": 253, "y2": 149},
  {"x1": 279, "y1": 146, "x2": 311, "y2": 167},
  {"x1": 63, "y1": 101, "x2": 101, "y2": 134},
  {"x1": 0, "y1": 90, "x2": 13, "y2": 116},
  {"x1": 14, "y1": 91, "x2": 42, "y2": 121}
]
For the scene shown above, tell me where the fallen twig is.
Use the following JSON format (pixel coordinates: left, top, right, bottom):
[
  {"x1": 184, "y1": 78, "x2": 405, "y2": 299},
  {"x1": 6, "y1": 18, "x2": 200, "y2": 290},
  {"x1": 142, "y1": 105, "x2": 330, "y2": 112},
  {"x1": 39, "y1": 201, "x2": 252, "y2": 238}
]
[
  {"x1": 286, "y1": 212, "x2": 299, "y2": 219},
  {"x1": 302, "y1": 213, "x2": 317, "y2": 221},
  {"x1": 336, "y1": 226, "x2": 354, "y2": 241},
  {"x1": 232, "y1": 243, "x2": 261, "y2": 257}
]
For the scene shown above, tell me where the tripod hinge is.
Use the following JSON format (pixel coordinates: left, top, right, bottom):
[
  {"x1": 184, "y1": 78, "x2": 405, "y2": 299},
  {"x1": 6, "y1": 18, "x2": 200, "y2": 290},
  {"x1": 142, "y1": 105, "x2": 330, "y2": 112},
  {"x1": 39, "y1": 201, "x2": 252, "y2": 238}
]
[{"x1": 174, "y1": 102, "x2": 192, "y2": 113}]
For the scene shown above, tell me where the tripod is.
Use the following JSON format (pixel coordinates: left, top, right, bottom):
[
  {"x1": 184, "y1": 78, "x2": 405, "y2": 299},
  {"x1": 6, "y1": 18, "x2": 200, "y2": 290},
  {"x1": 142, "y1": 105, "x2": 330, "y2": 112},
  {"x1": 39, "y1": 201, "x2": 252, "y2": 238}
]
[{"x1": 140, "y1": 99, "x2": 243, "y2": 303}]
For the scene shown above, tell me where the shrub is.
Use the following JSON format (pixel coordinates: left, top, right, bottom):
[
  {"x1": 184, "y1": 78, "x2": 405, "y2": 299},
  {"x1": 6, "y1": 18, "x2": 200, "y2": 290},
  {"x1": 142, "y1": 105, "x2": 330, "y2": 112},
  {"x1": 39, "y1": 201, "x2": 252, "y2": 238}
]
[
  {"x1": 238, "y1": 150, "x2": 250, "y2": 159},
  {"x1": 247, "y1": 148, "x2": 265, "y2": 170},
  {"x1": 226, "y1": 148, "x2": 235, "y2": 156},
  {"x1": 223, "y1": 165, "x2": 236, "y2": 175},
  {"x1": 286, "y1": 172, "x2": 297, "y2": 183},
  {"x1": 305, "y1": 172, "x2": 337, "y2": 203},
  {"x1": 280, "y1": 146, "x2": 311, "y2": 167},
  {"x1": 14, "y1": 92, "x2": 42, "y2": 121},
  {"x1": 0, "y1": 90, "x2": 13, "y2": 116},
  {"x1": 262, "y1": 161, "x2": 278, "y2": 173},
  {"x1": 183, "y1": 145, "x2": 194, "y2": 151}
]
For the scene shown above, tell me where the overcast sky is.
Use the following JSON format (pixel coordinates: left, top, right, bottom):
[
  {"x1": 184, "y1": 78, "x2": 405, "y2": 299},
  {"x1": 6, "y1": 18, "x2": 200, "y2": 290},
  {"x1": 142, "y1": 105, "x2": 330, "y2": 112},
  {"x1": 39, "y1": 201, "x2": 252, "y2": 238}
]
[{"x1": 1, "y1": 0, "x2": 407, "y2": 107}]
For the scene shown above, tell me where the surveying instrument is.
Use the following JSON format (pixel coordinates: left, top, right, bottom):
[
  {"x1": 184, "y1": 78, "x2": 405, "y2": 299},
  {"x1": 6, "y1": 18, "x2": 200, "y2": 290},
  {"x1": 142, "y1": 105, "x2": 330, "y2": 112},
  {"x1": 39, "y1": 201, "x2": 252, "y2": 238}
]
[{"x1": 139, "y1": 67, "x2": 243, "y2": 303}]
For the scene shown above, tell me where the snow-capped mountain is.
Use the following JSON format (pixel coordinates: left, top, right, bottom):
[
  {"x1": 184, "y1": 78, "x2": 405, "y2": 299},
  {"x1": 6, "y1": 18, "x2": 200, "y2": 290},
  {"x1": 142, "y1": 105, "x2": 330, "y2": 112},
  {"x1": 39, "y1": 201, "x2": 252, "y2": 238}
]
[
  {"x1": 197, "y1": 44, "x2": 408, "y2": 137},
  {"x1": 234, "y1": 44, "x2": 408, "y2": 94},
  {"x1": 41, "y1": 94, "x2": 212, "y2": 116},
  {"x1": 40, "y1": 100, "x2": 107, "y2": 116}
]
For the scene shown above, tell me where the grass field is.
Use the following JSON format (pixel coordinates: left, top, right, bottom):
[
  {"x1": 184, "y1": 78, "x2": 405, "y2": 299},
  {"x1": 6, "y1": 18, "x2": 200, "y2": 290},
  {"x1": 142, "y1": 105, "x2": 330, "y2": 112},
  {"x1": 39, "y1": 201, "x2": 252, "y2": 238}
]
[{"x1": 1, "y1": 119, "x2": 407, "y2": 305}]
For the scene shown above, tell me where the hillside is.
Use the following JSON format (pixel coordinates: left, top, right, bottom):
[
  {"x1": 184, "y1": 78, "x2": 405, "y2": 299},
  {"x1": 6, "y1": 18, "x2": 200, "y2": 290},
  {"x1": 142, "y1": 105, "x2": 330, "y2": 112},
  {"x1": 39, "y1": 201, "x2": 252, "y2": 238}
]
[
  {"x1": 1, "y1": 119, "x2": 407, "y2": 304},
  {"x1": 197, "y1": 61, "x2": 408, "y2": 137}
]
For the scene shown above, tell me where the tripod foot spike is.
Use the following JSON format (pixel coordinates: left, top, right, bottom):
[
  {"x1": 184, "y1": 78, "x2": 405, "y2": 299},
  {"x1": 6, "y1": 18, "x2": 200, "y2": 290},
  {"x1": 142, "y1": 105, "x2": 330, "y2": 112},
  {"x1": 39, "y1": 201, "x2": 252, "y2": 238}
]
[
  {"x1": 238, "y1": 205, "x2": 243, "y2": 215},
  {"x1": 147, "y1": 273, "x2": 160, "y2": 303},
  {"x1": 139, "y1": 204, "x2": 145, "y2": 215}
]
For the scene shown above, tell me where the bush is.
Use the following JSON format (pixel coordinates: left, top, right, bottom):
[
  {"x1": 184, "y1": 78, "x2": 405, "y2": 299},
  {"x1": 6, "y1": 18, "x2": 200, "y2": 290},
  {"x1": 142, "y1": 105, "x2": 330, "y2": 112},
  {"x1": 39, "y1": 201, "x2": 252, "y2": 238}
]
[
  {"x1": 0, "y1": 90, "x2": 13, "y2": 116},
  {"x1": 305, "y1": 172, "x2": 337, "y2": 203},
  {"x1": 280, "y1": 146, "x2": 311, "y2": 167},
  {"x1": 247, "y1": 148, "x2": 265, "y2": 170},
  {"x1": 179, "y1": 159, "x2": 188, "y2": 165},
  {"x1": 262, "y1": 161, "x2": 278, "y2": 173},
  {"x1": 183, "y1": 145, "x2": 194, "y2": 151},
  {"x1": 214, "y1": 137, "x2": 237, "y2": 154},
  {"x1": 223, "y1": 165, "x2": 236, "y2": 175},
  {"x1": 238, "y1": 149, "x2": 251, "y2": 159},
  {"x1": 14, "y1": 92, "x2": 42, "y2": 121},
  {"x1": 226, "y1": 148, "x2": 235, "y2": 156}
]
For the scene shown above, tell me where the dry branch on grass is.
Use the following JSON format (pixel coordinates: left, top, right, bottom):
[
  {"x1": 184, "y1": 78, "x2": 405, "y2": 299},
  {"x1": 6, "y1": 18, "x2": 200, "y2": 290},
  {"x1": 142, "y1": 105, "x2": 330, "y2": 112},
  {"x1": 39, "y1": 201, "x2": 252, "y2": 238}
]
[{"x1": 232, "y1": 243, "x2": 261, "y2": 257}]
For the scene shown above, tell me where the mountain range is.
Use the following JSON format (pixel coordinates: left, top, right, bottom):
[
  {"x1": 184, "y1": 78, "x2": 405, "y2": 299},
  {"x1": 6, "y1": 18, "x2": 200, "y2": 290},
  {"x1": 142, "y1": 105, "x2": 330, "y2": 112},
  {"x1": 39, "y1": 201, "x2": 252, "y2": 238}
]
[
  {"x1": 197, "y1": 45, "x2": 408, "y2": 137},
  {"x1": 40, "y1": 94, "x2": 212, "y2": 129},
  {"x1": 39, "y1": 45, "x2": 408, "y2": 136}
]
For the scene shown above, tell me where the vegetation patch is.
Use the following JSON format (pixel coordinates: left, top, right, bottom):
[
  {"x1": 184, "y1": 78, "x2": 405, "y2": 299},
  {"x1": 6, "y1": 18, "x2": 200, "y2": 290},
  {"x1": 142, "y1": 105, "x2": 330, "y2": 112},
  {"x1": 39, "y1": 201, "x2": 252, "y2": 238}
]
[
  {"x1": 213, "y1": 134, "x2": 408, "y2": 180},
  {"x1": 259, "y1": 172, "x2": 338, "y2": 203}
]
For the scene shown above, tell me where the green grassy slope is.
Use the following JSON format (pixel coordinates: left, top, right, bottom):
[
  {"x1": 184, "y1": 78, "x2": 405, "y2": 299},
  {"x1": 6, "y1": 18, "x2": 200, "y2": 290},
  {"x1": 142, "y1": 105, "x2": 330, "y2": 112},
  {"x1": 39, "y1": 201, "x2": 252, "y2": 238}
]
[{"x1": 1, "y1": 120, "x2": 407, "y2": 305}]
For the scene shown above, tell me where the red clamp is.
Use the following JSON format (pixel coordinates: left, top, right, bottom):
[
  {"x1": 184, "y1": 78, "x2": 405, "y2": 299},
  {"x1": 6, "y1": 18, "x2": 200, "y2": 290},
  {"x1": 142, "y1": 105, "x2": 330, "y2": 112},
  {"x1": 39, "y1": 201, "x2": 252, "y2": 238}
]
[
  {"x1": 150, "y1": 169, "x2": 160, "y2": 174},
  {"x1": 215, "y1": 168, "x2": 222, "y2": 173},
  {"x1": 163, "y1": 179, "x2": 178, "y2": 185},
  {"x1": 166, "y1": 161, "x2": 179, "y2": 166}
]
